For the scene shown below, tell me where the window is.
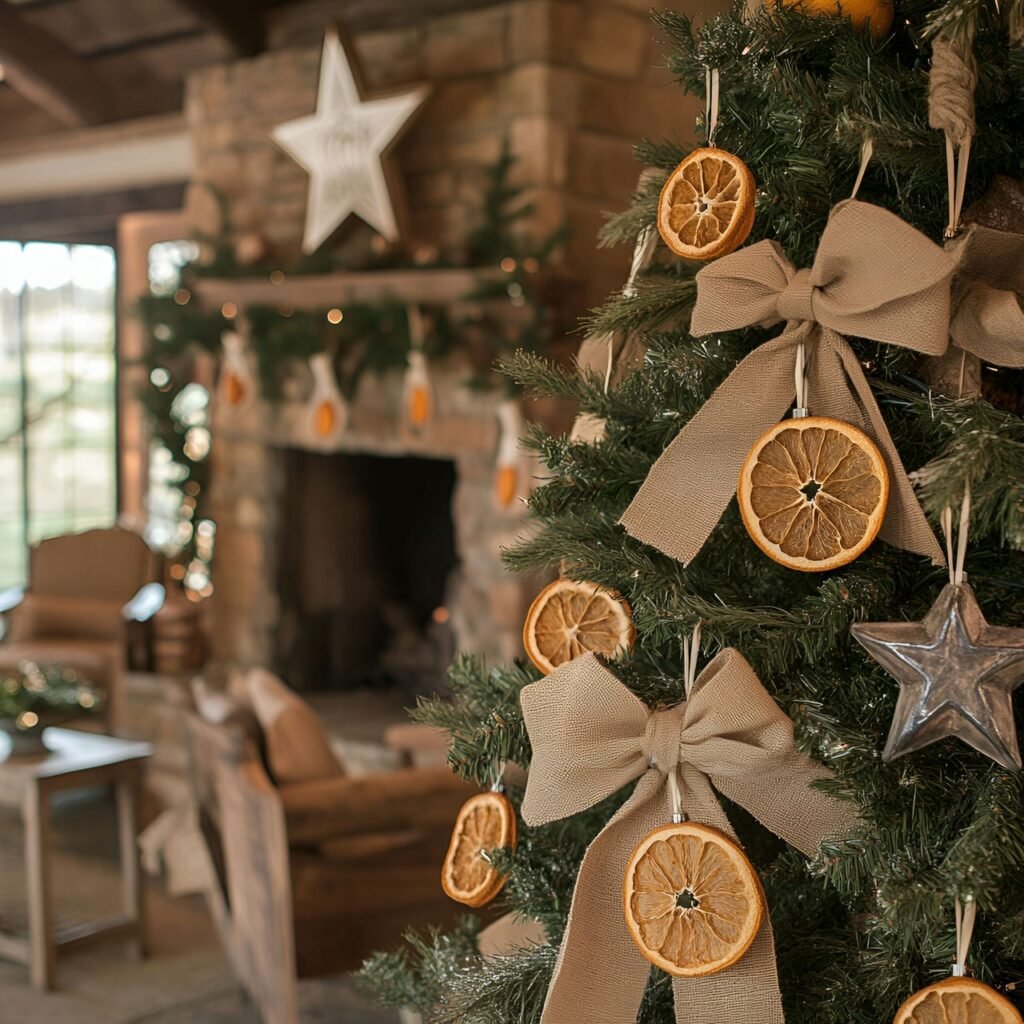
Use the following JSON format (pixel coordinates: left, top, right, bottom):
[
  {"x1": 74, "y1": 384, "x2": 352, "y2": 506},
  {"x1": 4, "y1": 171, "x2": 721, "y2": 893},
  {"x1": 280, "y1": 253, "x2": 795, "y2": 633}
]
[{"x1": 0, "y1": 242, "x2": 118, "y2": 590}]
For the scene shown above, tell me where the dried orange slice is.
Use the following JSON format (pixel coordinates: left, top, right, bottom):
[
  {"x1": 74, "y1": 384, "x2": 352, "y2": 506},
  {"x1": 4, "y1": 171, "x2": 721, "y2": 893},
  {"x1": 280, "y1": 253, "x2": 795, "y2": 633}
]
[
  {"x1": 314, "y1": 400, "x2": 336, "y2": 437},
  {"x1": 441, "y1": 792, "x2": 517, "y2": 908},
  {"x1": 623, "y1": 822, "x2": 764, "y2": 977},
  {"x1": 893, "y1": 977, "x2": 1023, "y2": 1024},
  {"x1": 408, "y1": 385, "x2": 431, "y2": 427},
  {"x1": 772, "y1": 0, "x2": 893, "y2": 38},
  {"x1": 657, "y1": 148, "x2": 756, "y2": 261},
  {"x1": 523, "y1": 578, "x2": 635, "y2": 675},
  {"x1": 494, "y1": 464, "x2": 518, "y2": 508},
  {"x1": 737, "y1": 416, "x2": 889, "y2": 572},
  {"x1": 223, "y1": 370, "x2": 246, "y2": 406}
]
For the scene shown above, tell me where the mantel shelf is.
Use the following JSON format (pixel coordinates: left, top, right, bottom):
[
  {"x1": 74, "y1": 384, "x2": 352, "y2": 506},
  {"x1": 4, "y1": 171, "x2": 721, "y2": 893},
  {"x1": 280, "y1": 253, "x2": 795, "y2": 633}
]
[{"x1": 191, "y1": 266, "x2": 507, "y2": 312}]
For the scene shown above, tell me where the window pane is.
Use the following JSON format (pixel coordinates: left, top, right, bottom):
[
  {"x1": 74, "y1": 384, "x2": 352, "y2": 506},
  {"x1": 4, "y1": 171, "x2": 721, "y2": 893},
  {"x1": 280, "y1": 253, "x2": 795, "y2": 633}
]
[
  {"x1": 0, "y1": 241, "x2": 117, "y2": 586},
  {"x1": 0, "y1": 444, "x2": 24, "y2": 590}
]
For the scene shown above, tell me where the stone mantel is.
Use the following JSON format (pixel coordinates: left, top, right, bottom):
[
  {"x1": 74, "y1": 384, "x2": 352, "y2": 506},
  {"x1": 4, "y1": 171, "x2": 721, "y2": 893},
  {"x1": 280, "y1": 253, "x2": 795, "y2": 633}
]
[{"x1": 193, "y1": 266, "x2": 503, "y2": 311}]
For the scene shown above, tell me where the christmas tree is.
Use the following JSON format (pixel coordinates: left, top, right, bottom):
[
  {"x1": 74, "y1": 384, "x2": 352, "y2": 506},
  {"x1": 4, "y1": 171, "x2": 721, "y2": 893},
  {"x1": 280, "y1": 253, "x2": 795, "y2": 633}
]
[{"x1": 361, "y1": 2, "x2": 1024, "y2": 1022}]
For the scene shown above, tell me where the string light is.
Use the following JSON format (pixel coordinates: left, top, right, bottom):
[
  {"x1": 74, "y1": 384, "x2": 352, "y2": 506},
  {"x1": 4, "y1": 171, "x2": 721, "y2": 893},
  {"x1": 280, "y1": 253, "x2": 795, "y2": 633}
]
[
  {"x1": 500, "y1": 256, "x2": 517, "y2": 273},
  {"x1": 221, "y1": 301, "x2": 239, "y2": 319},
  {"x1": 173, "y1": 288, "x2": 191, "y2": 305},
  {"x1": 327, "y1": 307, "x2": 344, "y2": 324},
  {"x1": 269, "y1": 269, "x2": 286, "y2": 285}
]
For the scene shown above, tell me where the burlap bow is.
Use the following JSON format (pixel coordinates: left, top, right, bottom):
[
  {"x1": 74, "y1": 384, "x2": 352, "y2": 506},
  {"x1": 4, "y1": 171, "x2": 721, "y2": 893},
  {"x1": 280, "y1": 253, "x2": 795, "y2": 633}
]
[
  {"x1": 948, "y1": 223, "x2": 1024, "y2": 367},
  {"x1": 521, "y1": 650, "x2": 858, "y2": 1024},
  {"x1": 620, "y1": 199, "x2": 952, "y2": 568}
]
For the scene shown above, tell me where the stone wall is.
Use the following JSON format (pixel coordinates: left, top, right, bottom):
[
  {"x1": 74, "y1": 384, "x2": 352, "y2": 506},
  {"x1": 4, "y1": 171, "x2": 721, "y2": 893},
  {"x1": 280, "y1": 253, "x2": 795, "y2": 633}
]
[{"x1": 185, "y1": 0, "x2": 711, "y2": 308}]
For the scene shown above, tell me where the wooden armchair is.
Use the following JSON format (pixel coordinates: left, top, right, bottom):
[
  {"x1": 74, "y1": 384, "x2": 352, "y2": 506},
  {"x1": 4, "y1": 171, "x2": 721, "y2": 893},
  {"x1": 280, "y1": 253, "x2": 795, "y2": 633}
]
[
  {"x1": 182, "y1": 676, "x2": 474, "y2": 1024},
  {"x1": 0, "y1": 526, "x2": 162, "y2": 732}
]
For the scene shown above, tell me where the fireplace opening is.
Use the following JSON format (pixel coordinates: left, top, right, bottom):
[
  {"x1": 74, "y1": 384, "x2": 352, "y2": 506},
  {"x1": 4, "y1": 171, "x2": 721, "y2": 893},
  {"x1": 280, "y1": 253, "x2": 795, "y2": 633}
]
[{"x1": 274, "y1": 450, "x2": 459, "y2": 693}]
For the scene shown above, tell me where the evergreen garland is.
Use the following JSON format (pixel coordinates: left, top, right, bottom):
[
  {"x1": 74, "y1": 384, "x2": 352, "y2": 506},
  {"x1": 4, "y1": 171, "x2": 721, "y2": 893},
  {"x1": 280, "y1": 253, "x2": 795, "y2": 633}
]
[{"x1": 136, "y1": 143, "x2": 565, "y2": 579}]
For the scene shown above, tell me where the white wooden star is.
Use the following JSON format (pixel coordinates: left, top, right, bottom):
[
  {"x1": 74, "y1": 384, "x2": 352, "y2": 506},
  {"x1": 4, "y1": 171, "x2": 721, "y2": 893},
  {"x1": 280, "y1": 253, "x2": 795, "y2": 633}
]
[{"x1": 272, "y1": 30, "x2": 427, "y2": 252}]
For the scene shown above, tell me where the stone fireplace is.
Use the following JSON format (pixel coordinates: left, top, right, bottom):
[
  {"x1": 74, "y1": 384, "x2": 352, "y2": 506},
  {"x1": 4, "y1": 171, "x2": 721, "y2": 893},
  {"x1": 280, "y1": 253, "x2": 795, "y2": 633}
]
[
  {"x1": 180, "y1": 0, "x2": 704, "y2": 683},
  {"x1": 206, "y1": 355, "x2": 541, "y2": 683}
]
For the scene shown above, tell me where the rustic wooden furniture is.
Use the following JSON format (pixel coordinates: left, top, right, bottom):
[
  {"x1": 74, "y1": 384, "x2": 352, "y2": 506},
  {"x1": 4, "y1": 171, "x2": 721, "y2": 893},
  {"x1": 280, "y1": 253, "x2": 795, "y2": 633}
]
[
  {"x1": 0, "y1": 727, "x2": 151, "y2": 990},
  {"x1": 0, "y1": 526, "x2": 162, "y2": 732},
  {"x1": 182, "y1": 708, "x2": 474, "y2": 1024}
]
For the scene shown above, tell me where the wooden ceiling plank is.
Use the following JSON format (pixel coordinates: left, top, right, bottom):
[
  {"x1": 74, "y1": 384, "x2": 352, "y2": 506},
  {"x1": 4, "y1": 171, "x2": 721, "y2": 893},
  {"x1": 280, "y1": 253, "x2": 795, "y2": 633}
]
[
  {"x1": 174, "y1": 0, "x2": 265, "y2": 56},
  {"x1": 0, "y1": 0, "x2": 111, "y2": 126}
]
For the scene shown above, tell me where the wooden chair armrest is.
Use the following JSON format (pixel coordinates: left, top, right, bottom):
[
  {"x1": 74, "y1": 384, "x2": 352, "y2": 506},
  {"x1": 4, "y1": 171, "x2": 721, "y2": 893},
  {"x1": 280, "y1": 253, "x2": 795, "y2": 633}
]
[
  {"x1": 279, "y1": 768, "x2": 475, "y2": 847},
  {"x1": 5, "y1": 593, "x2": 127, "y2": 643}
]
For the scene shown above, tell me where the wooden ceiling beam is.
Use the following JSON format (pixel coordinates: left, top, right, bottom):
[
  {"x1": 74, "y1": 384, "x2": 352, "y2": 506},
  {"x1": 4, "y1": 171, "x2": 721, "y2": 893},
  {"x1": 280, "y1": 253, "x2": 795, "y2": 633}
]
[
  {"x1": 175, "y1": 0, "x2": 267, "y2": 57},
  {"x1": 0, "y1": 0, "x2": 112, "y2": 127}
]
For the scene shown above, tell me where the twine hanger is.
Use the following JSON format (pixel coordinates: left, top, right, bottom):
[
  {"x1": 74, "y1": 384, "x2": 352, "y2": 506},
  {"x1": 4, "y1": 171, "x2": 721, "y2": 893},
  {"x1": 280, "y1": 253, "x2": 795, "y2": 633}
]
[
  {"x1": 603, "y1": 226, "x2": 658, "y2": 395},
  {"x1": 705, "y1": 67, "x2": 721, "y2": 147},
  {"x1": 953, "y1": 895, "x2": 977, "y2": 976},
  {"x1": 666, "y1": 622, "x2": 704, "y2": 824},
  {"x1": 850, "y1": 135, "x2": 874, "y2": 202},
  {"x1": 940, "y1": 484, "x2": 971, "y2": 588},
  {"x1": 490, "y1": 758, "x2": 507, "y2": 794},
  {"x1": 407, "y1": 303, "x2": 426, "y2": 351},
  {"x1": 928, "y1": 23, "x2": 977, "y2": 238},
  {"x1": 792, "y1": 137, "x2": 874, "y2": 420}
]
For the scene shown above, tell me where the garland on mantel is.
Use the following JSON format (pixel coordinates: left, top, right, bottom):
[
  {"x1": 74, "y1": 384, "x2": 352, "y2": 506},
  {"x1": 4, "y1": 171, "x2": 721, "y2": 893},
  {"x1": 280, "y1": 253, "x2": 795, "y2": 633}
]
[{"x1": 137, "y1": 142, "x2": 566, "y2": 586}]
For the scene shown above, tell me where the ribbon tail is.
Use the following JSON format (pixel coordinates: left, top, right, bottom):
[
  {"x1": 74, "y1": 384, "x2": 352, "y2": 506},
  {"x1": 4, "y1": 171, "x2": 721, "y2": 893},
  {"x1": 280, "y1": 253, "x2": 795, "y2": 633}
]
[
  {"x1": 951, "y1": 283, "x2": 1024, "y2": 367},
  {"x1": 671, "y1": 766, "x2": 785, "y2": 1024},
  {"x1": 814, "y1": 333, "x2": 945, "y2": 566},
  {"x1": 709, "y1": 752, "x2": 859, "y2": 858},
  {"x1": 619, "y1": 329, "x2": 808, "y2": 565},
  {"x1": 539, "y1": 772, "x2": 664, "y2": 1024}
]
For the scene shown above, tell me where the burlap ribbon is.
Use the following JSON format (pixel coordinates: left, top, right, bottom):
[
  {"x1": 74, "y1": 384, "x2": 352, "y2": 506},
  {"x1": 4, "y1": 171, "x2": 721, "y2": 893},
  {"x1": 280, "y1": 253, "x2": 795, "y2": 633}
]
[
  {"x1": 620, "y1": 200, "x2": 952, "y2": 567},
  {"x1": 948, "y1": 223, "x2": 1024, "y2": 368},
  {"x1": 521, "y1": 650, "x2": 858, "y2": 1024}
]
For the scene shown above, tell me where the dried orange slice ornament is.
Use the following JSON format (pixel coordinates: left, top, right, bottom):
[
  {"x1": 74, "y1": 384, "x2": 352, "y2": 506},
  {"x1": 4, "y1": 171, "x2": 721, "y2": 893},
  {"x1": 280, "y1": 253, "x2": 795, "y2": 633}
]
[
  {"x1": 441, "y1": 791, "x2": 517, "y2": 908},
  {"x1": 770, "y1": 0, "x2": 893, "y2": 38},
  {"x1": 657, "y1": 148, "x2": 756, "y2": 261},
  {"x1": 893, "y1": 977, "x2": 1023, "y2": 1024},
  {"x1": 494, "y1": 464, "x2": 518, "y2": 508},
  {"x1": 623, "y1": 822, "x2": 764, "y2": 977},
  {"x1": 523, "y1": 578, "x2": 636, "y2": 675},
  {"x1": 313, "y1": 400, "x2": 336, "y2": 438},
  {"x1": 737, "y1": 416, "x2": 889, "y2": 572},
  {"x1": 223, "y1": 371, "x2": 246, "y2": 406},
  {"x1": 408, "y1": 385, "x2": 431, "y2": 427}
]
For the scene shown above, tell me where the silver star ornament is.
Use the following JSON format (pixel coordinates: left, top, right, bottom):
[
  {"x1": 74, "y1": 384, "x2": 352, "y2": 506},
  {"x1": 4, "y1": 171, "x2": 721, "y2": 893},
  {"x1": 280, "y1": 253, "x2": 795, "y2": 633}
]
[{"x1": 851, "y1": 582, "x2": 1024, "y2": 770}]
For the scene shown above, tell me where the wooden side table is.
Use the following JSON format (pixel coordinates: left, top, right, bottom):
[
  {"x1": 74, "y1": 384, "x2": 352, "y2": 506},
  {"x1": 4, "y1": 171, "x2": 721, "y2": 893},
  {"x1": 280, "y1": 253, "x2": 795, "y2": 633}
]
[{"x1": 0, "y1": 727, "x2": 152, "y2": 990}]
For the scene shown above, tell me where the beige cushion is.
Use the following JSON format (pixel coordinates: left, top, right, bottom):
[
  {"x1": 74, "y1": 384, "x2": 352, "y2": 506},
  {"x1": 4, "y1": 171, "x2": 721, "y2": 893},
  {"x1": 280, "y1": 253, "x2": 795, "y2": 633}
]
[{"x1": 244, "y1": 668, "x2": 343, "y2": 786}]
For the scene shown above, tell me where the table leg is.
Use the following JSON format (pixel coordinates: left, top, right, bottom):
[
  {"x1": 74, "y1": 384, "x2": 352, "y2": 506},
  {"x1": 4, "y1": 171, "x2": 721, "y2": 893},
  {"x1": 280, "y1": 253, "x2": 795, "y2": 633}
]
[
  {"x1": 116, "y1": 769, "x2": 147, "y2": 959},
  {"x1": 23, "y1": 780, "x2": 55, "y2": 990}
]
